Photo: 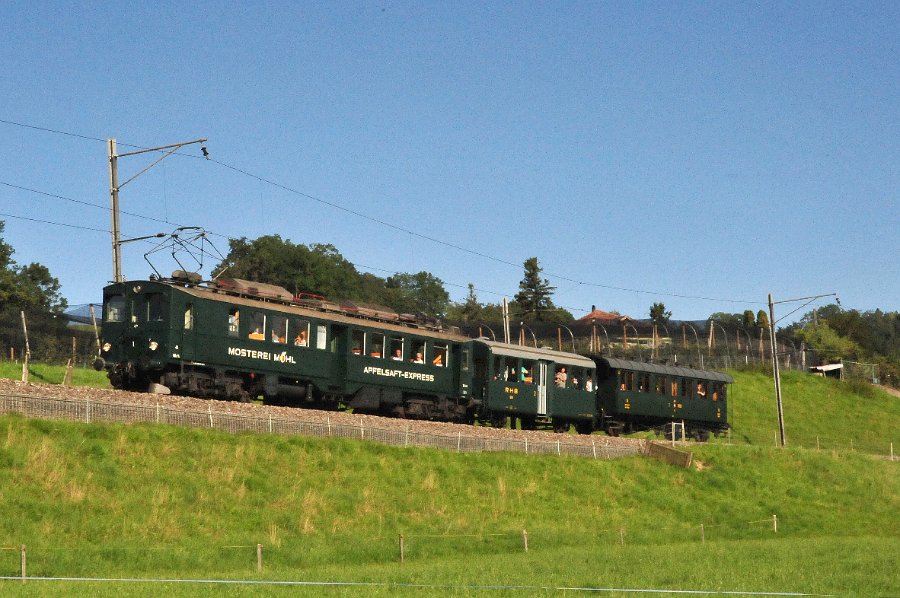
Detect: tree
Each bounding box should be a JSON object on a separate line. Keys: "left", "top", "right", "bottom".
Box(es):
{"left": 794, "top": 322, "right": 860, "bottom": 363}
{"left": 384, "top": 272, "right": 450, "bottom": 318}
{"left": 649, "top": 302, "right": 671, "bottom": 325}
{"left": 514, "top": 257, "right": 556, "bottom": 321}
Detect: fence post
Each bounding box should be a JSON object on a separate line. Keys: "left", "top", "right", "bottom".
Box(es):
{"left": 208, "top": 404, "right": 213, "bottom": 428}
{"left": 457, "top": 431, "right": 461, "bottom": 453}
{"left": 268, "top": 415, "right": 272, "bottom": 434}
{"left": 256, "top": 543, "right": 263, "bottom": 572}
{"left": 619, "top": 527, "right": 625, "bottom": 546}
{"left": 21, "top": 544, "right": 26, "bottom": 580}
{"left": 772, "top": 514, "right": 778, "bottom": 533}
{"left": 86, "top": 399, "right": 90, "bottom": 424}
{"left": 592, "top": 439, "right": 597, "bottom": 459}
{"left": 405, "top": 426, "right": 409, "bottom": 447}
{"left": 156, "top": 401, "right": 160, "bottom": 423}
{"left": 522, "top": 529, "right": 529, "bottom": 552}
{"left": 327, "top": 416, "right": 331, "bottom": 436}
{"left": 557, "top": 440, "right": 560, "bottom": 456}
{"left": 700, "top": 523, "right": 705, "bottom": 543}
{"left": 816, "top": 436, "right": 820, "bottom": 451}
{"left": 399, "top": 534, "right": 405, "bottom": 563}
{"left": 524, "top": 437, "right": 528, "bottom": 454}
{"left": 891, "top": 442, "right": 895, "bottom": 462}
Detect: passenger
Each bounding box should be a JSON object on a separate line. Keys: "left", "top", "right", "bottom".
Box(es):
{"left": 433, "top": 353, "right": 443, "bottom": 366}
{"left": 697, "top": 383, "right": 706, "bottom": 397}
{"left": 271, "top": 330, "right": 283, "bottom": 343}
{"left": 585, "top": 377, "right": 594, "bottom": 392}
{"left": 412, "top": 352, "right": 424, "bottom": 364}
{"left": 571, "top": 375, "right": 579, "bottom": 388}
{"left": 392, "top": 348, "right": 403, "bottom": 361}
{"left": 554, "top": 367, "right": 567, "bottom": 387}
{"left": 249, "top": 327, "right": 264, "bottom": 340}
{"left": 293, "top": 331, "right": 307, "bottom": 346}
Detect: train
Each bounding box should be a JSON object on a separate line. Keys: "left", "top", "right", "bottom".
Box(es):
{"left": 95, "top": 272, "right": 731, "bottom": 441}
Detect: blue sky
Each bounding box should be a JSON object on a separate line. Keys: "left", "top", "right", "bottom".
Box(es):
{"left": 1, "top": 2, "right": 897, "bottom": 325}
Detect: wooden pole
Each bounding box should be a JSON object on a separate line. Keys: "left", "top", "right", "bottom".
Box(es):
{"left": 399, "top": 534, "right": 405, "bottom": 563}
{"left": 772, "top": 514, "right": 778, "bottom": 533}
{"left": 90, "top": 304, "right": 101, "bottom": 355}
{"left": 20, "top": 311, "right": 30, "bottom": 383}
{"left": 619, "top": 527, "right": 625, "bottom": 546}
{"left": 21, "top": 544, "right": 26, "bottom": 579}
{"left": 700, "top": 524, "right": 705, "bottom": 543}
{"left": 256, "top": 543, "right": 263, "bottom": 572}
{"left": 522, "top": 529, "right": 529, "bottom": 552}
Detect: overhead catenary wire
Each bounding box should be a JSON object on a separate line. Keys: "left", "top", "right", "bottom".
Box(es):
{"left": 1, "top": 116, "right": 764, "bottom": 307}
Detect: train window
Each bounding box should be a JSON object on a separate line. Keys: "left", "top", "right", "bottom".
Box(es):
{"left": 712, "top": 383, "right": 724, "bottom": 401}
{"left": 521, "top": 360, "right": 534, "bottom": 384}
{"left": 146, "top": 293, "right": 166, "bottom": 322}
{"left": 270, "top": 316, "right": 287, "bottom": 343}
{"left": 248, "top": 313, "right": 266, "bottom": 340}
{"left": 554, "top": 366, "right": 568, "bottom": 387}
{"left": 680, "top": 379, "right": 689, "bottom": 397}
{"left": 569, "top": 367, "right": 583, "bottom": 389}
{"left": 227, "top": 308, "right": 240, "bottom": 337}
{"left": 656, "top": 376, "right": 666, "bottom": 395}
{"left": 351, "top": 330, "right": 365, "bottom": 355}
{"left": 105, "top": 295, "right": 125, "bottom": 322}
{"left": 671, "top": 379, "right": 679, "bottom": 397}
{"left": 370, "top": 333, "right": 385, "bottom": 358}
{"left": 183, "top": 304, "right": 193, "bottom": 330}
{"left": 461, "top": 347, "right": 470, "bottom": 372}
{"left": 291, "top": 319, "right": 310, "bottom": 346}
{"left": 411, "top": 340, "right": 426, "bottom": 364}
{"left": 433, "top": 344, "right": 448, "bottom": 367}
{"left": 624, "top": 371, "right": 635, "bottom": 391}
{"left": 696, "top": 382, "right": 707, "bottom": 398}
{"left": 389, "top": 337, "right": 403, "bottom": 361}
{"left": 316, "top": 325, "right": 327, "bottom": 350}
{"left": 504, "top": 357, "right": 517, "bottom": 381}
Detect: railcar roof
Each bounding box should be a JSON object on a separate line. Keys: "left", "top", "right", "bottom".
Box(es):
{"left": 113, "top": 280, "right": 470, "bottom": 342}
{"left": 476, "top": 339, "right": 595, "bottom": 369}
{"left": 599, "top": 357, "right": 733, "bottom": 383}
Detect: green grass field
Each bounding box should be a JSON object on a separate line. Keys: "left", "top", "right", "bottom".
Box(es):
{"left": 0, "top": 364, "right": 897, "bottom": 596}
{"left": 0, "top": 361, "right": 110, "bottom": 388}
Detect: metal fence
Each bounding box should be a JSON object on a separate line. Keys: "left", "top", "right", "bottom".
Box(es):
{"left": 0, "top": 392, "right": 643, "bottom": 460}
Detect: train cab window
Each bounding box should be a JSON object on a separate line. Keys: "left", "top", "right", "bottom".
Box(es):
{"left": 622, "top": 371, "right": 635, "bottom": 391}
{"left": 389, "top": 337, "right": 403, "bottom": 361}
{"left": 146, "top": 293, "right": 166, "bottom": 322}
{"left": 291, "top": 319, "right": 310, "bottom": 346}
{"left": 521, "top": 360, "right": 534, "bottom": 384}
{"left": 248, "top": 313, "right": 266, "bottom": 340}
{"left": 433, "top": 344, "right": 447, "bottom": 367}
{"left": 351, "top": 330, "right": 365, "bottom": 355}
{"left": 227, "top": 308, "right": 240, "bottom": 337}
{"left": 712, "top": 383, "right": 724, "bottom": 401}
{"left": 671, "top": 379, "right": 679, "bottom": 397}
{"left": 500, "top": 357, "right": 517, "bottom": 381}
{"left": 183, "top": 304, "right": 194, "bottom": 330}
{"left": 461, "top": 347, "right": 470, "bottom": 372}
{"left": 411, "top": 340, "right": 426, "bottom": 364}
{"left": 316, "top": 325, "right": 328, "bottom": 350}
{"left": 656, "top": 376, "right": 666, "bottom": 395}
{"left": 370, "top": 333, "right": 385, "bottom": 358}
{"left": 105, "top": 295, "right": 125, "bottom": 322}
{"left": 270, "top": 316, "right": 287, "bottom": 343}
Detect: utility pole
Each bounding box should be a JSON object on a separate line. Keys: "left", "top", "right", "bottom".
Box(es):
{"left": 108, "top": 137, "right": 207, "bottom": 283}
{"left": 768, "top": 293, "right": 786, "bottom": 447}
{"left": 767, "top": 292, "right": 838, "bottom": 448}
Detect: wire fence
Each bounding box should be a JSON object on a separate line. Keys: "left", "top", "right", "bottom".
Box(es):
{"left": 0, "top": 392, "right": 643, "bottom": 460}
{"left": 2, "top": 515, "right": 786, "bottom": 580}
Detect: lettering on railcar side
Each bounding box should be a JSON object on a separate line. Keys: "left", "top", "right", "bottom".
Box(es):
{"left": 226, "top": 347, "right": 296, "bottom": 364}
{"left": 362, "top": 366, "right": 435, "bottom": 383}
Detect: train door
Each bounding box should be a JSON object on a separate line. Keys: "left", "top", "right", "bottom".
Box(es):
{"left": 537, "top": 361, "right": 548, "bottom": 416}
{"left": 180, "top": 301, "right": 196, "bottom": 362}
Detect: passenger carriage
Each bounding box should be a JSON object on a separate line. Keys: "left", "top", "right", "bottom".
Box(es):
{"left": 472, "top": 340, "right": 597, "bottom": 433}
{"left": 591, "top": 357, "right": 731, "bottom": 441}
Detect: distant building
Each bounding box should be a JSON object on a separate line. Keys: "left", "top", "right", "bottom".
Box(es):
{"left": 809, "top": 363, "right": 843, "bottom": 380}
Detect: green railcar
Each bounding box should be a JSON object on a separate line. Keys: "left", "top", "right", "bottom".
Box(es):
{"left": 472, "top": 340, "right": 597, "bottom": 433}
{"left": 592, "top": 357, "right": 731, "bottom": 440}
{"left": 98, "top": 276, "right": 475, "bottom": 420}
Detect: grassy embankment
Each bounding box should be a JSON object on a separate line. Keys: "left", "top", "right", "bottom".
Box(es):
{"left": 0, "top": 361, "right": 110, "bottom": 389}
{"left": 0, "top": 364, "right": 897, "bottom": 596}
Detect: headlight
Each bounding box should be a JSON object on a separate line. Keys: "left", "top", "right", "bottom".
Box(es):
{"left": 149, "top": 341, "right": 159, "bottom": 351}
{"left": 102, "top": 342, "right": 112, "bottom": 353}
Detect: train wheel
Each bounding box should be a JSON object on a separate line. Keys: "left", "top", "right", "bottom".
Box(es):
{"left": 574, "top": 421, "right": 593, "bottom": 435}
{"left": 552, "top": 420, "right": 569, "bottom": 434}
{"left": 490, "top": 413, "right": 507, "bottom": 429}
{"left": 697, "top": 429, "right": 711, "bottom": 443}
